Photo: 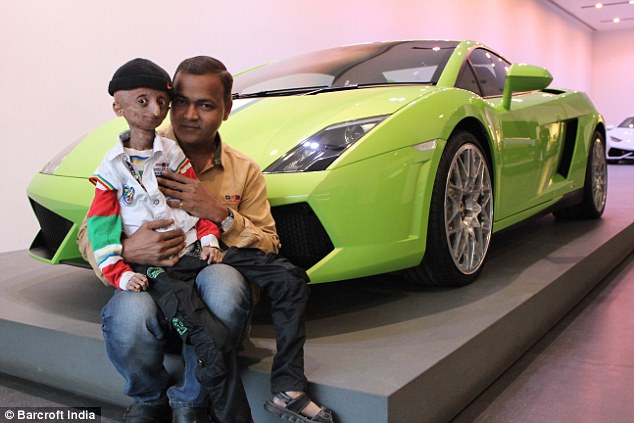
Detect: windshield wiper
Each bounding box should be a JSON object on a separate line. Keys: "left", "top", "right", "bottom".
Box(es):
{"left": 233, "top": 82, "right": 433, "bottom": 99}
{"left": 233, "top": 86, "right": 328, "bottom": 99}
{"left": 306, "top": 82, "right": 433, "bottom": 95}
{"left": 305, "top": 85, "right": 360, "bottom": 94}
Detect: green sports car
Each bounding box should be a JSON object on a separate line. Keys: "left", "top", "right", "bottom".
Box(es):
{"left": 27, "top": 40, "right": 607, "bottom": 286}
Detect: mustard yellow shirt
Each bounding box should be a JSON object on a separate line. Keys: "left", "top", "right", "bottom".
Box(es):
{"left": 184, "top": 133, "right": 280, "bottom": 253}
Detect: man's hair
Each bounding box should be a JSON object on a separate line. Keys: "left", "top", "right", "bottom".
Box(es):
{"left": 174, "top": 56, "right": 233, "bottom": 105}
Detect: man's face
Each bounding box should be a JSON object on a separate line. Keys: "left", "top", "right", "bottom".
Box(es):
{"left": 113, "top": 88, "right": 170, "bottom": 132}
{"left": 170, "top": 72, "right": 233, "bottom": 149}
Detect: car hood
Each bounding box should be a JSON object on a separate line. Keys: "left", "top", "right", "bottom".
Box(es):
{"left": 215, "top": 85, "right": 436, "bottom": 168}
{"left": 52, "top": 85, "right": 436, "bottom": 178}
{"left": 608, "top": 128, "right": 633, "bottom": 142}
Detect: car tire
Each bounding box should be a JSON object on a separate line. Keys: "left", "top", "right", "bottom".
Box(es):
{"left": 405, "top": 130, "right": 494, "bottom": 286}
{"left": 554, "top": 129, "right": 607, "bottom": 220}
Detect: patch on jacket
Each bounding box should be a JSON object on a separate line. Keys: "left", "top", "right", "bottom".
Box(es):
{"left": 122, "top": 185, "right": 135, "bottom": 206}
{"left": 172, "top": 317, "right": 188, "bottom": 335}
{"left": 154, "top": 162, "right": 169, "bottom": 176}
{"left": 146, "top": 267, "right": 165, "bottom": 278}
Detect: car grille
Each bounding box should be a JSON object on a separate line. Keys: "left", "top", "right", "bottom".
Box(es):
{"left": 29, "top": 198, "right": 73, "bottom": 260}
{"left": 271, "top": 202, "right": 334, "bottom": 271}
{"left": 28, "top": 197, "right": 333, "bottom": 271}
{"left": 556, "top": 118, "right": 578, "bottom": 178}
{"left": 607, "top": 147, "right": 630, "bottom": 157}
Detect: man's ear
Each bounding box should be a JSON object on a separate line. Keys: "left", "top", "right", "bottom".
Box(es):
{"left": 223, "top": 98, "right": 233, "bottom": 121}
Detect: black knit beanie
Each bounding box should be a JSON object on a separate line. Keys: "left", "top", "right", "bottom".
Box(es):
{"left": 108, "top": 58, "right": 172, "bottom": 96}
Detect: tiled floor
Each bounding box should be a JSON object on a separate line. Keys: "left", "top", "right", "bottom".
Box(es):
{"left": 1, "top": 252, "right": 632, "bottom": 423}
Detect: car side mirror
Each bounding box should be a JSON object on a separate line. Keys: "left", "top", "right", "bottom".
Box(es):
{"left": 502, "top": 64, "right": 553, "bottom": 110}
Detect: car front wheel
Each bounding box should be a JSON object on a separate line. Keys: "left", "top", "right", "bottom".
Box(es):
{"left": 405, "top": 130, "right": 494, "bottom": 286}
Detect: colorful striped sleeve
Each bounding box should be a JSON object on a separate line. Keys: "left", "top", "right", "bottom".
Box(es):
{"left": 86, "top": 179, "right": 133, "bottom": 290}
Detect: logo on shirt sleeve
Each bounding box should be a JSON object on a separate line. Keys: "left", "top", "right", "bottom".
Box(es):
{"left": 224, "top": 194, "right": 241, "bottom": 203}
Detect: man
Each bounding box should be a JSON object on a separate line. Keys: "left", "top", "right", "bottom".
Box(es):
{"left": 79, "top": 56, "right": 332, "bottom": 423}
{"left": 85, "top": 57, "right": 247, "bottom": 423}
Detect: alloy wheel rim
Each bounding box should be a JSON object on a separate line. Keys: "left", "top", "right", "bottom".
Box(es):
{"left": 591, "top": 138, "right": 608, "bottom": 211}
{"left": 444, "top": 143, "right": 494, "bottom": 274}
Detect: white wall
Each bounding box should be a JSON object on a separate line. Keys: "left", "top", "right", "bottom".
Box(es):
{"left": 0, "top": 0, "right": 598, "bottom": 253}
{"left": 591, "top": 29, "right": 634, "bottom": 125}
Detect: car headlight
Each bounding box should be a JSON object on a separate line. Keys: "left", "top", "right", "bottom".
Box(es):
{"left": 610, "top": 136, "right": 622, "bottom": 143}
{"left": 40, "top": 136, "right": 85, "bottom": 174}
{"left": 264, "top": 115, "right": 388, "bottom": 173}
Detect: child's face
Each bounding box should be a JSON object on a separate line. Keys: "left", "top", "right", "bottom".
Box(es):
{"left": 113, "top": 88, "right": 170, "bottom": 133}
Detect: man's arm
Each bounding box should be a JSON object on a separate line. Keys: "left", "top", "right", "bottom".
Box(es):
{"left": 78, "top": 217, "right": 112, "bottom": 286}
{"left": 221, "top": 167, "right": 280, "bottom": 253}
{"left": 121, "top": 221, "right": 186, "bottom": 265}
{"left": 78, "top": 217, "right": 186, "bottom": 284}
{"left": 158, "top": 168, "right": 280, "bottom": 253}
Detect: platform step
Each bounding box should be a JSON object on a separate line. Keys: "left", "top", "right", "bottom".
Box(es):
{"left": 2, "top": 165, "right": 633, "bottom": 422}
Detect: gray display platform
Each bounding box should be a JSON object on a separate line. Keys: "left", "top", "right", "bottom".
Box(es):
{"left": 1, "top": 166, "right": 633, "bottom": 422}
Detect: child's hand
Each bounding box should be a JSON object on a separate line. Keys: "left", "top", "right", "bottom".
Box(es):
{"left": 201, "top": 246, "right": 223, "bottom": 264}
{"left": 128, "top": 273, "right": 148, "bottom": 292}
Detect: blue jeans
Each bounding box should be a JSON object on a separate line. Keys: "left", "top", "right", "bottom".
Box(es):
{"left": 101, "top": 263, "right": 251, "bottom": 408}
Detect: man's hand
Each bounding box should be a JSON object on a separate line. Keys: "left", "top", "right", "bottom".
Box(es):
{"left": 158, "top": 170, "right": 229, "bottom": 223}
{"left": 121, "top": 219, "right": 186, "bottom": 266}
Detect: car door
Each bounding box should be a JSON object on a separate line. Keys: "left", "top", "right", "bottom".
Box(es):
{"left": 457, "top": 48, "right": 567, "bottom": 221}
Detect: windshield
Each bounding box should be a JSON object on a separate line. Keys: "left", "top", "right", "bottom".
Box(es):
{"left": 618, "top": 117, "right": 634, "bottom": 128}
{"left": 233, "top": 40, "right": 458, "bottom": 97}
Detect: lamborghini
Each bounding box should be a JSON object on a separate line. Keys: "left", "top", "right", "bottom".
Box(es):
{"left": 27, "top": 40, "right": 607, "bottom": 286}
{"left": 606, "top": 116, "right": 634, "bottom": 163}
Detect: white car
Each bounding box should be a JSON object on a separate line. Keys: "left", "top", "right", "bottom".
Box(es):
{"left": 607, "top": 116, "right": 634, "bottom": 163}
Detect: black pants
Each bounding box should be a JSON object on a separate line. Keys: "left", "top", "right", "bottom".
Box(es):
{"left": 135, "top": 256, "right": 252, "bottom": 423}
{"left": 138, "top": 247, "right": 310, "bottom": 420}
{"left": 223, "top": 247, "right": 309, "bottom": 394}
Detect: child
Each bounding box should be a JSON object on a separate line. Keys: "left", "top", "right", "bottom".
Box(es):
{"left": 87, "top": 58, "right": 222, "bottom": 292}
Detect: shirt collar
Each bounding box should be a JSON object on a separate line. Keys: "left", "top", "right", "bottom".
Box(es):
{"left": 193, "top": 134, "right": 224, "bottom": 176}
{"left": 213, "top": 134, "right": 223, "bottom": 167}
{"left": 105, "top": 130, "right": 164, "bottom": 161}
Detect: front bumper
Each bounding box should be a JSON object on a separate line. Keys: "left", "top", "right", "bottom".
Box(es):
{"left": 27, "top": 173, "right": 94, "bottom": 266}
{"left": 607, "top": 145, "right": 634, "bottom": 161}
{"left": 28, "top": 142, "right": 438, "bottom": 283}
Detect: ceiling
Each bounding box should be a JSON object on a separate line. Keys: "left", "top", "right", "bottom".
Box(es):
{"left": 547, "top": 0, "right": 634, "bottom": 31}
